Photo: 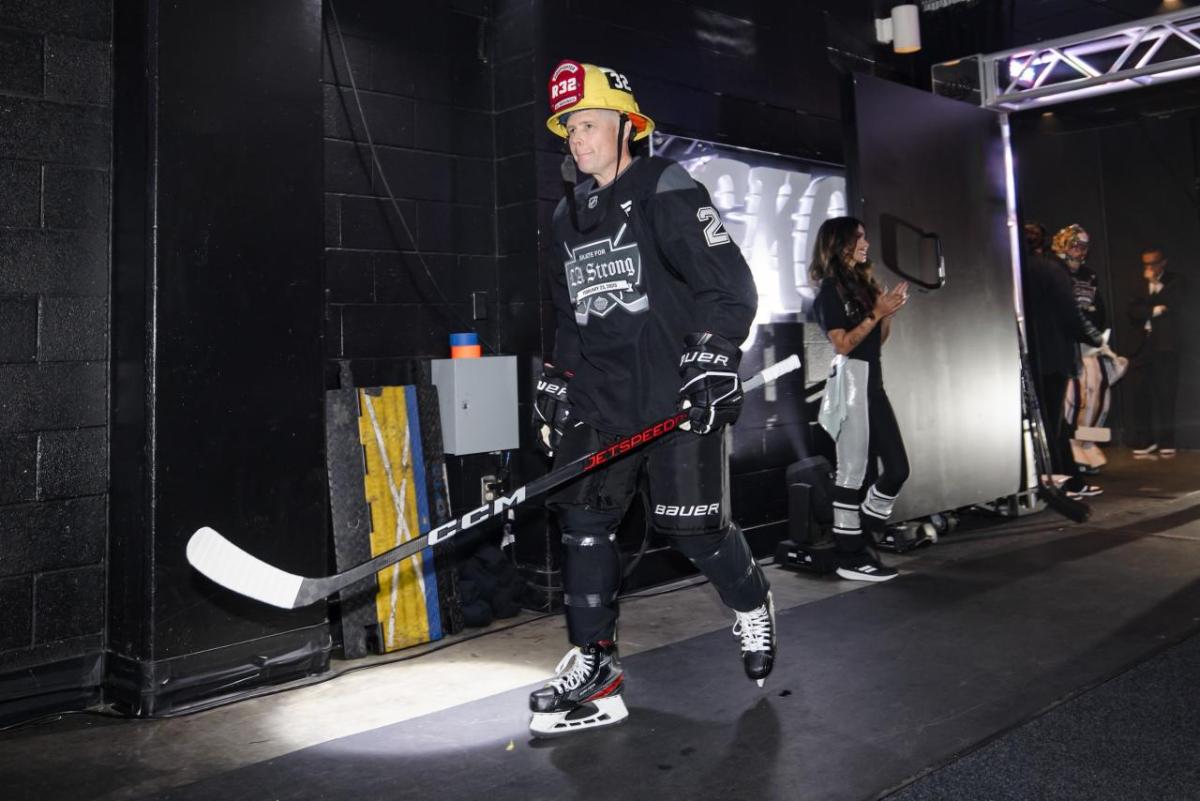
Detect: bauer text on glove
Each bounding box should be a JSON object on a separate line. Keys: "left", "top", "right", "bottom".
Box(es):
{"left": 677, "top": 332, "right": 743, "bottom": 435}
{"left": 533, "top": 365, "right": 574, "bottom": 457}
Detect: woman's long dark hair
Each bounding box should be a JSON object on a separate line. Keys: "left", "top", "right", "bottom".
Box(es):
{"left": 808, "top": 216, "right": 880, "bottom": 319}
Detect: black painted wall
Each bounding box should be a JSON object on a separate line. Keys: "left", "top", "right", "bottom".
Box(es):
{"left": 1014, "top": 110, "right": 1200, "bottom": 448}
{"left": 105, "top": 0, "right": 330, "bottom": 716}
{"left": 0, "top": 2, "right": 112, "bottom": 720}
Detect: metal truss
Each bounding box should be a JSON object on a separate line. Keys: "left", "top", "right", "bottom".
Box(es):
{"left": 933, "top": 6, "right": 1200, "bottom": 111}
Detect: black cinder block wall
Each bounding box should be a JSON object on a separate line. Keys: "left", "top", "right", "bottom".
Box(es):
{"left": 0, "top": 2, "right": 113, "bottom": 722}
{"left": 322, "top": 0, "right": 533, "bottom": 520}
{"left": 323, "top": 0, "right": 501, "bottom": 371}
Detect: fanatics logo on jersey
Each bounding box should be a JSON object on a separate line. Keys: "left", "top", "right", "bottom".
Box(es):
{"left": 563, "top": 222, "right": 648, "bottom": 325}
{"left": 620, "top": 200, "right": 632, "bottom": 217}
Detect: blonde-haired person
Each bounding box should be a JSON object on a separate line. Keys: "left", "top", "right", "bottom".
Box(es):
{"left": 811, "top": 217, "right": 909, "bottom": 582}
{"left": 1052, "top": 224, "right": 1117, "bottom": 475}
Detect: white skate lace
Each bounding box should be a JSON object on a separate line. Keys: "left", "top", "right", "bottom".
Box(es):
{"left": 732, "top": 606, "right": 771, "bottom": 652}
{"left": 547, "top": 647, "right": 596, "bottom": 692}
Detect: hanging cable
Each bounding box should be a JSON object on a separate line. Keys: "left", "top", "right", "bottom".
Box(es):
{"left": 325, "top": 0, "right": 498, "bottom": 354}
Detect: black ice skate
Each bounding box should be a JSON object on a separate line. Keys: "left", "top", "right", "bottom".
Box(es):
{"left": 529, "top": 643, "right": 627, "bottom": 738}
{"left": 732, "top": 592, "right": 776, "bottom": 687}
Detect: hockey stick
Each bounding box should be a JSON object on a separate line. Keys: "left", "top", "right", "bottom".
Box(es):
{"left": 1015, "top": 322, "right": 1090, "bottom": 523}
{"left": 187, "top": 354, "right": 801, "bottom": 609}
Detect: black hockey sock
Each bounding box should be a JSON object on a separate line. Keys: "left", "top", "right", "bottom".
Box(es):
{"left": 832, "top": 485, "right": 866, "bottom": 553}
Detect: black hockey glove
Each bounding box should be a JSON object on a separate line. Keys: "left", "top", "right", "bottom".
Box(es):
{"left": 677, "top": 332, "right": 743, "bottom": 435}
{"left": 533, "top": 364, "right": 575, "bottom": 458}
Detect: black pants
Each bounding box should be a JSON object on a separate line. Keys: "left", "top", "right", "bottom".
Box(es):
{"left": 1130, "top": 352, "right": 1180, "bottom": 449}
{"left": 1035, "top": 371, "right": 1081, "bottom": 488}
{"left": 547, "top": 422, "right": 769, "bottom": 647}
{"left": 830, "top": 360, "right": 910, "bottom": 551}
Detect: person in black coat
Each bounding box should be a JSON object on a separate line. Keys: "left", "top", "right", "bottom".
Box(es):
{"left": 1022, "top": 238, "right": 1107, "bottom": 495}
{"left": 1128, "top": 248, "right": 1186, "bottom": 456}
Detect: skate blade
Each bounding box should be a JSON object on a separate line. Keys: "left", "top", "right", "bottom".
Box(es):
{"left": 529, "top": 696, "right": 628, "bottom": 738}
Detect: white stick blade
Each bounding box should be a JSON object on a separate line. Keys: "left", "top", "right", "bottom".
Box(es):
{"left": 187, "top": 526, "right": 305, "bottom": 609}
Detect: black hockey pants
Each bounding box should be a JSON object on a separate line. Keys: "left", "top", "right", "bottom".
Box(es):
{"left": 547, "top": 421, "right": 769, "bottom": 647}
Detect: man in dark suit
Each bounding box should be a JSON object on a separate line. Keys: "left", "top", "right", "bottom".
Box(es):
{"left": 1129, "top": 248, "right": 1185, "bottom": 457}
{"left": 1023, "top": 240, "right": 1107, "bottom": 496}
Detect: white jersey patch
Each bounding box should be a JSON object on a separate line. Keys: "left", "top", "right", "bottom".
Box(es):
{"left": 564, "top": 234, "right": 648, "bottom": 325}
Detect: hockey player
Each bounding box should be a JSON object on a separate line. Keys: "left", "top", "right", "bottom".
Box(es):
{"left": 812, "top": 218, "right": 909, "bottom": 582}
{"left": 1023, "top": 227, "right": 1107, "bottom": 498}
{"left": 1053, "top": 225, "right": 1118, "bottom": 474}
{"left": 528, "top": 60, "right": 775, "bottom": 737}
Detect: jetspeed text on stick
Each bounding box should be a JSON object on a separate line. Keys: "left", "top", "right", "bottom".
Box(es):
{"left": 584, "top": 413, "right": 688, "bottom": 471}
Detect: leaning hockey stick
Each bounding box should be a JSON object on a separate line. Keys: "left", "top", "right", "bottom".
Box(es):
{"left": 187, "top": 354, "right": 801, "bottom": 609}
{"left": 1015, "top": 322, "right": 1090, "bottom": 523}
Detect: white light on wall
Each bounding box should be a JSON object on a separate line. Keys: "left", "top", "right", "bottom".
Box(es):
{"left": 876, "top": 4, "right": 921, "bottom": 54}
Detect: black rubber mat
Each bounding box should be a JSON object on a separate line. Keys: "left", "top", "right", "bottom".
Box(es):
{"left": 131, "top": 521, "right": 1200, "bottom": 801}
{"left": 886, "top": 630, "right": 1200, "bottom": 801}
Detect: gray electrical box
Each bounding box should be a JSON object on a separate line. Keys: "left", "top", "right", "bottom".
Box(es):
{"left": 429, "top": 356, "right": 519, "bottom": 455}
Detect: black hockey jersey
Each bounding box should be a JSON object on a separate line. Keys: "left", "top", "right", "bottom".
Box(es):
{"left": 1068, "top": 264, "right": 1106, "bottom": 331}
{"left": 550, "top": 156, "right": 757, "bottom": 435}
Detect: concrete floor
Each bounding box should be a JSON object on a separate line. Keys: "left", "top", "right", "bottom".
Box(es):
{"left": 3, "top": 449, "right": 1198, "bottom": 801}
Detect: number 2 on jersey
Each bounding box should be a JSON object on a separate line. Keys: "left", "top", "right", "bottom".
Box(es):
{"left": 697, "top": 206, "right": 731, "bottom": 247}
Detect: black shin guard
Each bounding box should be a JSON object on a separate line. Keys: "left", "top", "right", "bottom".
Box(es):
{"left": 558, "top": 508, "right": 623, "bottom": 646}
{"left": 671, "top": 524, "right": 768, "bottom": 613}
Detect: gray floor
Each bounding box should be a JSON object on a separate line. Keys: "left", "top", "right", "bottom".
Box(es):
{"left": 887, "top": 631, "right": 1200, "bottom": 801}
{"left": 3, "top": 449, "right": 1198, "bottom": 801}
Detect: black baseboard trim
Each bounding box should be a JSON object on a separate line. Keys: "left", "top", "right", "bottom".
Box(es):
{"left": 0, "top": 652, "right": 104, "bottom": 727}
{"left": 105, "top": 623, "right": 332, "bottom": 717}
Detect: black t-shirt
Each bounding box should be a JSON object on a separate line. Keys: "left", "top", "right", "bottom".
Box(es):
{"left": 812, "top": 277, "right": 881, "bottom": 362}
{"left": 550, "top": 156, "right": 758, "bottom": 435}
